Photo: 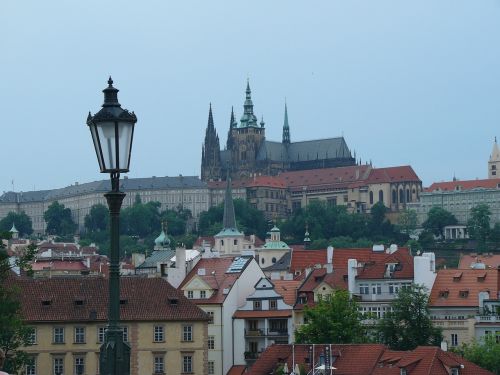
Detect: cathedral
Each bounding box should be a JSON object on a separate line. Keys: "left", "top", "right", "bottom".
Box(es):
{"left": 201, "top": 81, "right": 356, "bottom": 181}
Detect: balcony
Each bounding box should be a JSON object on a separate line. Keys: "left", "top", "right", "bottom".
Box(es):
{"left": 245, "top": 329, "right": 264, "bottom": 337}
{"left": 245, "top": 329, "right": 288, "bottom": 337}
{"left": 476, "top": 316, "right": 500, "bottom": 323}
{"left": 267, "top": 329, "right": 288, "bottom": 337}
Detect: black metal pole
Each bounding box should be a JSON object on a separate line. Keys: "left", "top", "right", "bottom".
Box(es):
{"left": 99, "top": 173, "right": 130, "bottom": 375}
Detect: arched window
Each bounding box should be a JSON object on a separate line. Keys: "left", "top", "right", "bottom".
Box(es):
{"left": 272, "top": 257, "right": 277, "bottom": 264}
{"left": 379, "top": 190, "right": 384, "bottom": 203}
{"left": 399, "top": 189, "right": 405, "bottom": 203}
{"left": 221, "top": 240, "right": 224, "bottom": 246}
{"left": 261, "top": 258, "right": 265, "bottom": 265}
{"left": 392, "top": 190, "right": 397, "bottom": 204}
{"left": 406, "top": 189, "right": 410, "bottom": 202}
{"left": 369, "top": 191, "right": 374, "bottom": 205}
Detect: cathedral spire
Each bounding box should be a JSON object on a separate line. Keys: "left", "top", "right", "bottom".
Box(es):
{"left": 240, "top": 79, "right": 258, "bottom": 127}
{"left": 282, "top": 102, "right": 291, "bottom": 144}
{"left": 208, "top": 103, "right": 215, "bottom": 130}
{"left": 222, "top": 173, "right": 238, "bottom": 230}
{"left": 230, "top": 106, "right": 237, "bottom": 128}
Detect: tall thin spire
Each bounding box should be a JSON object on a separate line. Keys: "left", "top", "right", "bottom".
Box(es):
{"left": 222, "top": 174, "right": 238, "bottom": 230}
{"left": 240, "top": 79, "right": 258, "bottom": 127}
{"left": 282, "top": 102, "right": 291, "bottom": 144}
{"left": 208, "top": 103, "right": 214, "bottom": 130}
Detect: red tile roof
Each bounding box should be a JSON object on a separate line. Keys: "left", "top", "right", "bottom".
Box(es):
{"left": 271, "top": 279, "right": 302, "bottom": 306}
{"left": 366, "top": 166, "right": 421, "bottom": 184}
{"left": 458, "top": 254, "right": 500, "bottom": 269}
{"left": 31, "top": 260, "right": 87, "bottom": 271}
{"left": 356, "top": 248, "right": 413, "bottom": 280}
{"left": 426, "top": 178, "right": 500, "bottom": 192}
{"left": 227, "top": 365, "right": 247, "bottom": 375}
{"left": 179, "top": 257, "right": 251, "bottom": 305}
{"left": 233, "top": 310, "right": 292, "bottom": 319}
{"left": 12, "top": 276, "right": 208, "bottom": 323}
{"left": 290, "top": 249, "right": 327, "bottom": 273}
{"left": 249, "top": 344, "right": 494, "bottom": 375}
{"left": 429, "top": 268, "right": 500, "bottom": 308}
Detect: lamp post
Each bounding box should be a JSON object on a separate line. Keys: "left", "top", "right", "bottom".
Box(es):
{"left": 87, "top": 77, "right": 137, "bottom": 375}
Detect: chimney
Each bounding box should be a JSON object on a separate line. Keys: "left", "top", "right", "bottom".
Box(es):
{"left": 327, "top": 246, "right": 334, "bottom": 264}
{"left": 347, "top": 259, "right": 358, "bottom": 295}
{"left": 440, "top": 341, "right": 448, "bottom": 352}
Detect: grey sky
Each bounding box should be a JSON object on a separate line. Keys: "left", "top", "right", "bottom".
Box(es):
{"left": 1, "top": 0, "right": 499, "bottom": 193}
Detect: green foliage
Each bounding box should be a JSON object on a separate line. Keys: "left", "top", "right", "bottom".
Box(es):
{"left": 120, "top": 201, "right": 161, "bottom": 238}
{"left": 84, "top": 204, "right": 109, "bottom": 233}
{"left": 397, "top": 209, "right": 418, "bottom": 236}
{"left": 160, "top": 208, "right": 192, "bottom": 236}
{"left": 490, "top": 223, "right": 500, "bottom": 244}
{"left": 44, "top": 201, "right": 77, "bottom": 236}
{"left": 295, "top": 290, "right": 365, "bottom": 344}
{"left": 198, "top": 199, "right": 267, "bottom": 239}
{"left": 417, "top": 229, "right": 435, "bottom": 249}
{"left": 0, "top": 233, "right": 36, "bottom": 373}
{"left": 0, "top": 211, "right": 33, "bottom": 237}
{"left": 454, "top": 335, "right": 500, "bottom": 375}
{"left": 467, "top": 204, "right": 491, "bottom": 249}
{"left": 422, "top": 206, "right": 457, "bottom": 238}
{"left": 376, "top": 284, "right": 442, "bottom": 350}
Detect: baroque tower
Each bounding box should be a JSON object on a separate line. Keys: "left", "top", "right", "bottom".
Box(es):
{"left": 201, "top": 104, "right": 222, "bottom": 181}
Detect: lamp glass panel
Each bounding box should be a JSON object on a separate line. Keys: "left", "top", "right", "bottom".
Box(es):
{"left": 117, "top": 122, "right": 133, "bottom": 170}
{"left": 89, "top": 124, "right": 104, "bottom": 171}
{"left": 96, "top": 121, "right": 117, "bottom": 170}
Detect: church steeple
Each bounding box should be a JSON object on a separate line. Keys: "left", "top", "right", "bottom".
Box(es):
{"left": 489, "top": 136, "right": 500, "bottom": 179}
{"left": 240, "top": 79, "right": 258, "bottom": 127}
{"left": 201, "top": 103, "right": 222, "bottom": 181}
{"left": 282, "top": 102, "right": 291, "bottom": 144}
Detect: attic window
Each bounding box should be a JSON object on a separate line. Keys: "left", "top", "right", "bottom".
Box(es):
{"left": 453, "top": 272, "right": 463, "bottom": 281}
{"left": 477, "top": 272, "right": 487, "bottom": 281}
{"left": 168, "top": 297, "right": 178, "bottom": 305}
{"left": 41, "top": 299, "right": 52, "bottom": 306}
{"left": 439, "top": 290, "right": 449, "bottom": 298}
{"left": 459, "top": 290, "right": 469, "bottom": 298}
{"left": 120, "top": 299, "right": 128, "bottom": 305}
{"left": 74, "top": 299, "right": 85, "bottom": 306}
{"left": 315, "top": 276, "right": 324, "bottom": 282}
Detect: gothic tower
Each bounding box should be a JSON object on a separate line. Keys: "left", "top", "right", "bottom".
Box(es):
{"left": 227, "top": 80, "right": 266, "bottom": 179}
{"left": 489, "top": 137, "right": 500, "bottom": 179}
{"left": 282, "top": 102, "right": 291, "bottom": 144}
{"left": 201, "top": 104, "right": 222, "bottom": 181}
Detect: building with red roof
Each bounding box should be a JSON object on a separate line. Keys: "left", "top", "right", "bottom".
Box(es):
{"left": 179, "top": 256, "right": 265, "bottom": 375}
{"left": 12, "top": 275, "right": 208, "bottom": 375}
{"left": 242, "top": 343, "right": 493, "bottom": 375}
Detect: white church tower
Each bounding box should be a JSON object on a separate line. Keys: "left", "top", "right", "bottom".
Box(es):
{"left": 489, "top": 137, "right": 500, "bottom": 179}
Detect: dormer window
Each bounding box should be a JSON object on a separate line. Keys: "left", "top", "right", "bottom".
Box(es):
{"left": 253, "top": 301, "right": 262, "bottom": 310}
{"left": 400, "top": 369, "right": 407, "bottom": 375}
{"left": 459, "top": 290, "right": 469, "bottom": 298}
{"left": 451, "top": 368, "right": 459, "bottom": 375}
{"left": 453, "top": 272, "right": 463, "bottom": 281}
{"left": 439, "top": 290, "right": 449, "bottom": 298}
{"left": 269, "top": 300, "right": 277, "bottom": 310}
{"left": 200, "top": 290, "right": 206, "bottom": 299}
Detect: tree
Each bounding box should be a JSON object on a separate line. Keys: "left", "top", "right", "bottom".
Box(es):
{"left": 295, "top": 289, "right": 365, "bottom": 344}
{"left": 398, "top": 209, "right": 418, "bottom": 237}
{"left": 0, "top": 232, "right": 36, "bottom": 373}
{"left": 120, "top": 201, "right": 161, "bottom": 238}
{"left": 455, "top": 335, "right": 500, "bottom": 375}
{"left": 489, "top": 223, "right": 500, "bottom": 244}
{"left": 84, "top": 204, "right": 109, "bottom": 233}
{"left": 44, "top": 201, "right": 77, "bottom": 236}
{"left": 422, "top": 206, "right": 457, "bottom": 238}
{"left": 376, "top": 284, "right": 442, "bottom": 350}
{"left": 0, "top": 212, "right": 33, "bottom": 237}
{"left": 468, "top": 204, "right": 491, "bottom": 249}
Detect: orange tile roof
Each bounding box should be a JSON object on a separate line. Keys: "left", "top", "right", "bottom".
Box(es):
{"left": 227, "top": 365, "right": 247, "bottom": 375}
{"left": 249, "top": 344, "right": 494, "bottom": 375}
{"left": 458, "top": 254, "right": 500, "bottom": 269}
{"left": 12, "top": 276, "right": 208, "bottom": 323}
{"left": 290, "top": 249, "right": 327, "bottom": 273}
{"left": 429, "top": 269, "right": 500, "bottom": 308}
{"left": 179, "top": 257, "right": 250, "bottom": 304}
{"left": 366, "top": 166, "right": 421, "bottom": 184}
{"left": 271, "top": 279, "right": 302, "bottom": 306}
{"left": 233, "top": 310, "right": 292, "bottom": 319}
{"left": 31, "top": 260, "right": 87, "bottom": 271}
{"left": 426, "top": 178, "right": 500, "bottom": 192}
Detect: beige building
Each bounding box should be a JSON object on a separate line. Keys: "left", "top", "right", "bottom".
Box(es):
{"left": 14, "top": 276, "right": 208, "bottom": 375}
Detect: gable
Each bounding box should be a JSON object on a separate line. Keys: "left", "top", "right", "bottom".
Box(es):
{"left": 182, "top": 275, "right": 212, "bottom": 291}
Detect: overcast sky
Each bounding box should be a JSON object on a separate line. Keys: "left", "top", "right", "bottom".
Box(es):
{"left": 1, "top": 0, "right": 500, "bottom": 193}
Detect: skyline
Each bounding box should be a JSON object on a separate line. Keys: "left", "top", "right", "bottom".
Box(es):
{"left": 2, "top": 1, "right": 500, "bottom": 193}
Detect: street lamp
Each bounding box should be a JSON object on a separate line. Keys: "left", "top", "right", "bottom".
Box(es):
{"left": 87, "top": 77, "right": 137, "bottom": 375}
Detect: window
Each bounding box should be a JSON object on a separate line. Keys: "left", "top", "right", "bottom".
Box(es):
{"left": 154, "top": 326, "right": 164, "bottom": 342}
{"left": 182, "top": 355, "right": 193, "bottom": 373}
{"left": 187, "top": 290, "right": 194, "bottom": 299}
{"left": 389, "top": 283, "right": 399, "bottom": 295}
{"left": 28, "top": 327, "right": 37, "bottom": 345}
{"left": 459, "top": 290, "right": 469, "bottom": 298}
{"left": 372, "top": 284, "right": 382, "bottom": 295}
{"left": 269, "top": 300, "right": 278, "bottom": 310}
{"left": 451, "top": 333, "right": 458, "bottom": 347}
{"left": 234, "top": 239, "right": 238, "bottom": 245}
{"left": 26, "top": 357, "right": 36, "bottom": 375}
{"left": 97, "top": 327, "right": 106, "bottom": 344}
{"left": 53, "top": 357, "right": 64, "bottom": 375}
{"left": 359, "top": 284, "right": 369, "bottom": 295}
{"left": 369, "top": 191, "right": 374, "bottom": 204}
{"left": 272, "top": 257, "right": 277, "bottom": 264}
{"left": 392, "top": 190, "right": 397, "bottom": 204}
{"left": 207, "top": 311, "right": 214, "bottom": 324}
{"left": 154, "top": 355, "right": 164, "bottom": 374}
{"left": 208, "top": 361, "right": 215, "bottom": 375}
{"left": 208, "top": 335, "right": 215, "bottom": 350}
{"left": 183, "top": 325, "right": 193, "bottom": 341}
{"left": 74, "top": 327, "right": 85, "bottom": 344}
{"left": 451, "top": 369, "right": 459, "bottom": 375}
{"left": 200, "top": 290, "right": 206, "bottom": 299}
{"left": 74, "top": 356, "right": 85, "bottom": 375}
{"left": 253, "top": 301, "right": 262, "bottom": 310}
{"left": 399, "top": 189, "right": 405, "bottom": 203}
{"left": 53, "top": 327, "right": 65, "bottom": 344}
{"left": 378, "top": 190, "right": 384, "bottom": 203}
{"left": 220, "top": 239, "right": 224, "bottom": 246}
{"left": 122, "top": 326, "right": 129, "bottom": 342}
